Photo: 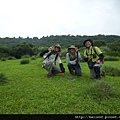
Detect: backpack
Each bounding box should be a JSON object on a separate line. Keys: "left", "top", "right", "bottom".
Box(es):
{"left": 86, "top": 47, "right": 104, "bottom": 64}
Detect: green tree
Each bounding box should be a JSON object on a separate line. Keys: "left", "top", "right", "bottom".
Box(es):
{"left": 93, "top": 40, "right": 106, "bottom": 47}
{"left": 12, "top": 43, "right": 34, "bottom": 59}
{"left": 108, "top": 40, "right": 120, "bottom": 52}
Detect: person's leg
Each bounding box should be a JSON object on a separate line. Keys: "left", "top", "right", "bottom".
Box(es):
{"left": 52, "top": 64, "right": 61, "bottom": 74}
{"left": 67, "top": 63, "right": 74, "bottom": 75}
{"left": 74, "top": 64, "right": 82, "bottom": 76}
{"left": 44, "top": 61, "right": 54, "bottom": 76}
{"left": 90, "top": 68, "right": 96, "bottom": 79}
{"left": 93, "top": 63, "right": 102, "bottom": 79}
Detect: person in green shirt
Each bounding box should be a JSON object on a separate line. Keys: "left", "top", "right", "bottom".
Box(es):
{"left": 83, "top": 39, "right": 104, "bottom": 80}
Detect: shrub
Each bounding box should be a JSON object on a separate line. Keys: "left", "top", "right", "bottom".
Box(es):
{"left": 7, "top": 56, "right": 16, "bottom": 60}
{"left": 1, "top": 58, "right": 6, "bottom": 61}
{"left": 21, "top": 55, "right": 30, "bottom": 59}
{"left": 0, "top": 73, "right": 8, "bottom": 83}
{"left": 85, "top": 81, "right": 117, "bottom": 101}
{"left": 100, "top": 46, "right": 110, "bottom": 54}
{"left": 61, "top": 50, "right": 67, "bottom": 58}
{"left": 20, "top": 59, "right": 30, "bottom": 64}
{"left": 31, "top": 56, "right": 36, "bottom": 60}
{"left": 107, "top": 51, "right": 120, "bottom": 57}
{"left": 103, "top": 65, "right": 120, "bottom": 76}
{"left": 104, "top": 56, "right": 119, "bottom": 61}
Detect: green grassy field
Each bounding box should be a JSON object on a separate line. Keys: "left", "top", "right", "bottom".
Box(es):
{"left": 0, "top": 58, "right": 120, "bottom": 114}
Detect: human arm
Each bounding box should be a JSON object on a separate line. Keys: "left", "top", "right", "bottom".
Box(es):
{"left": 39, "top": 46, "right": 55, "bottom": 57}
{"left": 96, "top": 53, "right": 104, "bottom": 63}
{"left": 40, "top": 50, "right": 49, "bottom": 57}
{"left": 56, "top": 56, "right": 65, "bottom": 75}
{"left": 94, "top": 47, "right": 104, "bottom": 63}
{"left": 83, "top": 50, "right": 88, "bottom": 62}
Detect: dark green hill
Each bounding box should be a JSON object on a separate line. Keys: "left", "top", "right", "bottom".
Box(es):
{"left": 0, "top": 34, "right": 120, "bottom": 47}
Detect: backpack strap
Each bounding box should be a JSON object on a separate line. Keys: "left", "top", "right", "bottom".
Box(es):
{"left": 76, "top": 52, "right": 78, "bottom": 65}
{"left": 85, "top": 46, "right": 98, "bottom": 56}
{"left": 86, "top": 47, "right": 94, "bottom": 56}
{"left": 44, "top": 52, "right": 52, "bottom": 60}
{"left": 54, "top": 53, "right": 58, "bottom": 65}
{"left": 93, "top": 46, "right": 98, "bottom": 56}
{"left": 86, "top": 49, "right": 88, "bottom": 56}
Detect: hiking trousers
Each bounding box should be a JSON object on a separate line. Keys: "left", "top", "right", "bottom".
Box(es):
{"left": 90, "top": 62, "right": 102, "bottom": 78}
{"left": 67, "top": 63, "right": 82, "bottom": 76}
{"left": 44, "top": 61, "right": 61, "bottom": 75}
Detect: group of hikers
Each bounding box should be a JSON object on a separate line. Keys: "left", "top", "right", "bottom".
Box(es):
{"left": 40, "top": 39, "right": 105, "bottom": 80}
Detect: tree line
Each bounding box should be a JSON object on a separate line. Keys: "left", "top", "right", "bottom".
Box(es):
{"left": 0, "top": 34, "right": 120, "bottom": 47}
{"left": 0, "top": 34, "right": 120, "bottom": 59}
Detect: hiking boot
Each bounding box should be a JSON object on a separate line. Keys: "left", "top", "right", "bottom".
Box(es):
{"left": 95, "top": 76, "right": 101, "bottom": 80}
{"left": 47, "top": 74, "right": 52, "bottom": 78}
{"left": 70, "top": 70, "right": 75, "bottom": 75}
{"left": 101, "top": 70, "right": 105, "bottom": 77}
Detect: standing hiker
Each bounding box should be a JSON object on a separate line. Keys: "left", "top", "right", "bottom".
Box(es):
{"left": 40, "top": 44, "right": 65, "bottom": 78}
{"left": 83, "top": 39, "right": 104, "bottom": 80}
{"left": 66, "top": 45, "right": 82, "bottom": 77}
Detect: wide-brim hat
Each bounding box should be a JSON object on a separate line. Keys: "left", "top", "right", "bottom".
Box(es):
{"left": 68, "top": 45, "right": 76, "bottom": 50}
{"left": 55, "top": 44, "right": 61, "bottom": 49}
{"left": 55, "top": 44, "right": 61, "bottom": 51}
{"left": 83, "top": 39, "right": 93, "bottom": 46}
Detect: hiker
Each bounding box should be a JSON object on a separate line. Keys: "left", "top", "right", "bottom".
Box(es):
{"left": 66, "top": 45, "right": 82, "bottom": 76}
{"left": 83, "top": 39, "right": 104, "bottom": 79}
{"left": 40, "top": 44, "right": 65, "bottom": 78}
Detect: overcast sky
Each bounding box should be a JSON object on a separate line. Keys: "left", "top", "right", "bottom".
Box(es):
{"left": 0, "top": 0, "right": 120, "bottom": 38}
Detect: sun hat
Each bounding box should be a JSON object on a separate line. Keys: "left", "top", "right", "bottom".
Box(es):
{"left": 83, "top": 39, "right": 93, "bottom": 46}
{"left": 68, "top": 45, "right": 76, "bottom": 50}
{"left": 55, "top": 44, "right": 61, "bottom": 52}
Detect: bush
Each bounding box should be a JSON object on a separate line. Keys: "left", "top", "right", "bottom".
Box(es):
{"left": 104, "top": 56, "right": 119, "bottom": 61}
{"left": 20, "top": 59, "right": 30, "bottom": 64}
{"left": 21, "top": 55, "right": 30, "bottom": 59}
{"left": 7, "top": 56, "right": 16, "bottom": 60}
{"left": 1, "top": 58, "right": 6, "bottom": 61}
{"left": 31, "top": 56, "right": 36, "bottom": 60}
{"left": 61, "top": 49, "right": 67, "bottom": 58}
{"left": 103, "top": 65, "right": 120, "bottom": 76}
{"left": 85, "top": 81, "right": 117, "bottom": 101}
{"left": 107, "top": 51, "right": 120, "bottom": 57}
{"left": 0, "top": 73, "right": 8, "bottom": 83}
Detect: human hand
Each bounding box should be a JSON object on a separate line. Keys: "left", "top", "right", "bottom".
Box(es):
{"left": 96, "top": 60, "right": 100, "bottom": 64}
{"left": 75, "top": 58, "right": 78, "bottom": 61}
{"left": 83, "top": 55, "right": 88, "bottom": 58}
{"left": 61, "top": 73, "right": 65, "bottom": 76}
{"left": 48, "top": 46, "right": 54, "bottom": 51}
{"left": 75, "top": 47, "right": 79, "bottom": 52}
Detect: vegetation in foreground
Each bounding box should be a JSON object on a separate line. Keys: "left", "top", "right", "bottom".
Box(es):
{"left": 0, "top": 58, "right": 120, "bottom": 114}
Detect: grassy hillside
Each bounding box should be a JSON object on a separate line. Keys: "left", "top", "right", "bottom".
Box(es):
{"left": 0, "top": 58, "right": 120, "bottom": 114}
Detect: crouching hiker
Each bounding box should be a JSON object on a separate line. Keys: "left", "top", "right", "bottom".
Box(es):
{"left": 83, "top": 39, "right": 105, "bottom": 80}
{"left": 40, "top": 44, "right": 65, "bottom": 78}
{"left": 66, "top": 45, "right": 82, "bottom": 77}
